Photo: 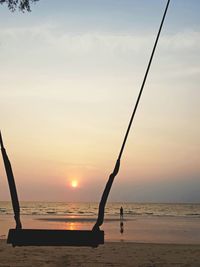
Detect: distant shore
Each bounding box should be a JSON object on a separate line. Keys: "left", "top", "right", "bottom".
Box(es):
{"left": 1, "top": 240, "right": 200, "bottom": 267}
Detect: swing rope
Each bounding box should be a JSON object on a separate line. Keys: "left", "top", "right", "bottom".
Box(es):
{"left": 93, "top": 0, "right": 171, "bottom": 231}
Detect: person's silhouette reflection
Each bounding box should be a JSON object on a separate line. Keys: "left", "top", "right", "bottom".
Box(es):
{"left": 120, "top": 206, "right": 124, "bottom": 234}
{"left": 120, "top": 221, "right": 124, "bottom": 234}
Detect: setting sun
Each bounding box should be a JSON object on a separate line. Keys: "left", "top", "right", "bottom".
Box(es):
{"left": 71, "top": 180, "right": 78, "bottom": 188}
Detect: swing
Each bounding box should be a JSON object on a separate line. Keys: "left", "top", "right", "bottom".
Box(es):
{"left": 0, "top": 0, "right": 170, "bottom": 247}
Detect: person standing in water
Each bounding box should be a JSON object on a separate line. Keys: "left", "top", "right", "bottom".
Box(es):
{"left": 120, "top": 206, "right": 124, "bottom": 234}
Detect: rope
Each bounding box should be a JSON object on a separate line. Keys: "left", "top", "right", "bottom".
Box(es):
{"left": 118, "top": 0, "right": 171, "bottom": 161}
{"left": 93, "top": 0, "right": 171, "bottom": 231}
{"left": 0, "top": 131, "right": 22, "bottom": 229}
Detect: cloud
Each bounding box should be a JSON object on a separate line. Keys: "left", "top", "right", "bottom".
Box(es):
{"left": 1, "top": 23, "right": 199, "bottom": 56}
{"left": 1, "top": 23, "right": 199, "bottom": 93}
{"left": 160, "top": 30, "right": 200, "bottom": 51}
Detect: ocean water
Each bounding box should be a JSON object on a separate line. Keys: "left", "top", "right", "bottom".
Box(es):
{"left": 1, "top": 202, "right": 200, "bottom": 243}
{"left": 0, "top": 201, "right": 200, "bottom": 218}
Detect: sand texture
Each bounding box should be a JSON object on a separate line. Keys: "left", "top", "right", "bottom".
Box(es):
{"left": 0, "top": 240, "right": 200, "bottom": 267}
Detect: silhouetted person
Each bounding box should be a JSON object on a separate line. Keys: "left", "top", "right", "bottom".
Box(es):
{"left": 120, "top": 206, "right": 123, "bottom": 220}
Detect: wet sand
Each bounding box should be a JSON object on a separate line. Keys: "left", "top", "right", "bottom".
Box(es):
{"left": 1, "top": 214, "right": 200, "bottom": 244}
{"left": 0, "top": 240, "right": 200, "bottom": 267}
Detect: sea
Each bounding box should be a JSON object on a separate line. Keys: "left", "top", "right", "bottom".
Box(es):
{"left": 0, "top": 202, "right": 200, "bottom": 217}
{"left": 0, "top": 202, "right": 200, "bottom": 243}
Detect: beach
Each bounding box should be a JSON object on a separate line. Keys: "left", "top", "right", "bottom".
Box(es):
{"left": 0, "top": 240, "right": 200, "bottom": 267}
{"left": 1, "top": 216, "right": 200, "bottom": 267}
{"left": 1, "top": 202, "right": 200, "bottom": 266}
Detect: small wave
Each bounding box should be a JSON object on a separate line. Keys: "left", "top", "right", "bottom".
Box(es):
{"left": 0, "top": 209, "right": 7, "bottom": 214}
{"left": 37, "top": 217, "right": 129, "bottom": 223}
{"left": 154, "top": 214, "right": 176, "bottom": 217}
{"left": 126, "top": 211, "right": 140, "bottom": 215}
{"left": 186, "top": 213, "right": 200, "bottom": 216}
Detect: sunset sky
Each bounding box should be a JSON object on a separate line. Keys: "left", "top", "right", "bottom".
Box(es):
{"left": 0, "top": 0, "right": 199, "bottom": 202}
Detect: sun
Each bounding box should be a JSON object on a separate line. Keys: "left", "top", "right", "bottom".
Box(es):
{"left": 71, "top": 180, "right": 78, "bottom": 188}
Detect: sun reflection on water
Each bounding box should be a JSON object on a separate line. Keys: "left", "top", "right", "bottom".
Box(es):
{"left": 69, "top": 222, "right": 76, "bottom": 231}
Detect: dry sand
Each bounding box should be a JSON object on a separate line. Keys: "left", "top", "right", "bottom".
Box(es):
{"left": 0, "top": 240, "right": 200, "bottom": 267}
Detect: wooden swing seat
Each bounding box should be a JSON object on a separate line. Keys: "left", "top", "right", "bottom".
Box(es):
{"left": 7, "top": 228, "right": 104, "bottom": 247}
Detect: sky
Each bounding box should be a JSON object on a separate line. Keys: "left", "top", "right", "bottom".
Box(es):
{"left": 0, "top": 0, "right": 199, "bottom": 202}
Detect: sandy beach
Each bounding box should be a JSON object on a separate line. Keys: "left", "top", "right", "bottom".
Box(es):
{"left": 0, "top": 240, "right": 199, "bottom": 267}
